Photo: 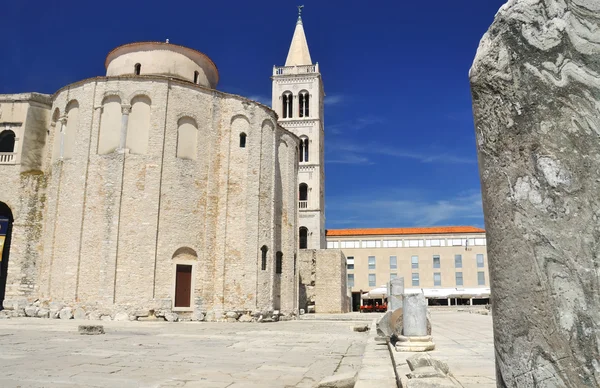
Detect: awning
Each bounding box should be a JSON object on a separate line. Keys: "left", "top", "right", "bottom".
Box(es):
{"left": 361, "top": 287, "right": 491, "bottom": 300}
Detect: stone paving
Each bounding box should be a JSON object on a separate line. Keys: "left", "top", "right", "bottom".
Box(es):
{"left": 0, "top": 318, "right": 368, "bottom": 388}
{"left": 394, "top": 310, "right": 496, "bottom": 387}
{"left": 0, "top": 310, "right": 496, "bottom": 388}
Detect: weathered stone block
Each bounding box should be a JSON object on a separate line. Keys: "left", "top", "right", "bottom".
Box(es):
{"left": 114, "top": 312, "right": 129, "bottom": 321}
{"left": 238, "top": 314, "right": 253, "bottom": 322}
{"left": 353, "top": 325, "right": 369, "bottom": 332}
{"left": 407, "top": 354, "right": 449, "bottom": 375}
{"left": 24, "top": 305, "right": 38, "bottom": 317}
{"left": 37, "top": 308, "right": 49, "bottom": 318}
{"left": 225, "top": 311, "right": 239, "bottom": 319}
{"left": 78, "top": 325, "right": 105, "bottom": 335}
{"left": 405, "top": 377, "right": 456, "bottom": 388}
{"left": 59, "top": 307, "right": 73, "bottom": 320}
{"left": 408, "top": 366, "right": 446, "bottom": 379}
{"left": 73, "top": 308, "right": 86, "bottom": 320}
{"left": 403, "top": 294, "right": 427, "bottom": 337}
{"left": 164, "top": 312, "right": 178, "bottom": 322}
{"left": 376, "top": 308, "right": 403, "bottom": 337}
{"left": 191, "top": 311, "right": 205, "bottom": 321}
{"left": 316, "top": 371, "right": 357, "bottom": 388}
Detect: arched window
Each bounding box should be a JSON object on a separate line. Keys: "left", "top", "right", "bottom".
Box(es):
{"left": 276, "top": 252, "right": 283, "bottom": 274}
{"left": 261, "top": 245, "right": 268, "bottom": 271}
{"left": 299, "top": 183, "right": 308, "bottom": 201}
{"left": 193, "top": 71, "right": 199, "bottom": 84}
{"left": 126, "top": 95, "right": 151, "bottom": 155}
{"left": 299, "top": 227, "right": 308, "bottom": 249}
{"left": 299, "top": 90, "right": 309, "bottom": 118}
{"left": 282, "top": 92, "right": 293, "bottom": 119}
{"left": 134, "top": 63, "right": 141, "bottom": 75}
{"left": 98, "top": 95, "right": 122, "bottom": 154}
{"left": 0, "top": 130, "right": 15, "bottom": 153}
{"left": 177, "top": 117, "right": 198, "bottom": 160}
{"left": 239, "top": 132, "right": 247, "bottom": 148}
{"left": 63, "top": 101, "right": 79, "bottom": 160}
{"left": 299, "top": 137, "right": 309, "bottom": 162}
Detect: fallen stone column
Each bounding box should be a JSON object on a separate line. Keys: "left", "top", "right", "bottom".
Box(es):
{"left": 470, "top": 0, "right": 600, "bottom": 386}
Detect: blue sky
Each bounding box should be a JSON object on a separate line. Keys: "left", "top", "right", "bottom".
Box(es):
{"left": 1, "top": 0, "right": 507, "bottom": 229}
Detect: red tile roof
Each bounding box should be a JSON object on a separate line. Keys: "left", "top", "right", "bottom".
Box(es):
{"left": 326, "top": 226, "right": 485, "bottom": 237}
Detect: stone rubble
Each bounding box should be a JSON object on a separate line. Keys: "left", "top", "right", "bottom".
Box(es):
{"left": 1, "top": 300, "right": 297, "bottom": 324}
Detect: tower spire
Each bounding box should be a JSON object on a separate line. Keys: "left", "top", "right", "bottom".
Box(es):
{"left": 285, "top": 5, "right": 312, "bottom": 66}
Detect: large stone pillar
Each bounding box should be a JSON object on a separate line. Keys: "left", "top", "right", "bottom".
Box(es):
{"left": 470, "top": 1, "right": 600, "bottom": 387}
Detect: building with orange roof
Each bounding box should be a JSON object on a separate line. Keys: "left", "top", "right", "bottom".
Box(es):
{"left": 325, "top": 226, "right": 490, "bottom": 311}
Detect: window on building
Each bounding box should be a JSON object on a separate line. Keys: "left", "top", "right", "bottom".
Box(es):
{"left": 193, "top": 71, "right": 199, "bottom": 84}
{"left": 346, "top": 256, "right": 354, "bottom": 270}
{"left": 412, "top": 273, "right": 419, "bottom": 287}
{"left": 368, "top": 274, "right": 376, "bottom": 287}
{"left": 261, "top": 245, "right": 268, "bottom": 271}
{"left": 348, "top": 274, "right": 355, "bottom": 288}
{"left": 239, "top": 133, "right": 247, "bottom": 148}
{"left": 299, "top": 183, "right": 308, "bottom": 201}
{"left": 433, "top": 255, "right": 440, "bottom": 269}
{"left": 455, "top": 254, "right": 462, "bottom": 268}
{"left": 282, "top": 92, "right": 293, "bottom": 118}
{"left": 368, "top": 256, "right": 376, "bottom": 270}
{"left": 98, "top": 95, "right": 122, "bottom": 155}
{"left": 298, "top": 137, "right": 309, "bottom": 162}
{"left": 478, "top": 271, "right": 486, "bottom": 286}
{"left": 0, "top": 130, "right": 16, "bottom": 153}
{"left": 298, "top": 90, "right": 309, "bottom": 117}
{"left": 176, "top": 117, "right": 198, "bottom": 160}
{"left": 477, "top": 254, "right": 485, "bottom": 268}
{"left": 299, "top": 227, "right": 308, "bottom": 249}
{"left": 434, "top": 272, "right": 441, "bottom": 286}
{"left": 276, "top": 252, "right": 283, "bottom": 274}
{"left": 126, "top": 95, "right": 150, "bottom": 155}
{"left": 411, "top": 255, "right": 419, "bottom": 269}
{"left": 390, "top": 256, "right": 397, "bottom": 270}
{"left": 456, "top": 272, "right": 463, "bottom": 286}
{"left": 390, "top": 273, "right": 397, "bottom": 281}
{"left": 134, "top": 63, "right": 141, "bottom": 75}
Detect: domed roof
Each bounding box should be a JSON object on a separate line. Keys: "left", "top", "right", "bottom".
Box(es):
{"left": 105, "top": 41, "right": 219, "bottom": 89}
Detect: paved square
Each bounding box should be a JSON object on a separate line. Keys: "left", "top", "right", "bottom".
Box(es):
{"left": 0, "top": 319, "right": 367, "bottom": 388}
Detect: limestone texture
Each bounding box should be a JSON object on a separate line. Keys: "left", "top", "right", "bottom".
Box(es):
{"left": 470, "top": 0, "right": 600, "bottom": 386}
{"left": 388, "top": 277, "right": 404, "bottom": 311}
{"left": 78, "top": 325, "right": 105, "bottom": 335}
{"left": 403, "top": 294, "right": 427, "bottom": 337}
{"left": 316, "top": 372, "right": 357, "bottom": 388}
{"left": 376, "top": 308, "right": 403, "bottom": 338}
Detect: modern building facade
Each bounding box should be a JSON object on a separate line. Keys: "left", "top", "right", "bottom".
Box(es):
{"left": 272, "top": 10, "right": 326, "bottom": 250}
{"left": 326, "top": 226, "right": 490, "bottom": 309}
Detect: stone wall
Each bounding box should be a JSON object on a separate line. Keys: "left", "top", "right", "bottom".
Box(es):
{"left": 0, "top": 94, "right": 52, "bottom": 309}
{"left": 2, "top": 76, "right": 300, "bottom": 318}
{"left": 298, "top": 249, "right": 349, "bottom": 313}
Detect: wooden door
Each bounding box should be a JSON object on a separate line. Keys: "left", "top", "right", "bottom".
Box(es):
{"left": 175, "top": 264, "right": 192, "bottom": 308}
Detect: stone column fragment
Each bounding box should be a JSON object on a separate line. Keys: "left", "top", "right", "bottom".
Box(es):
{"left": 470, "top": 1, "right": 600, "bottom": 386}
{"left": 387, "top": 277, "right": 404, "bottom": 311}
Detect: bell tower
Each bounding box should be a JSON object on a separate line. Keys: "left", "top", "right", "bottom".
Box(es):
{"left": 272, "top": 6, "right": 325, "bottom": 249}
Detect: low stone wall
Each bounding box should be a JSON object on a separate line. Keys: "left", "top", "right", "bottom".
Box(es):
{"left": 0, "top": 299, "right": 295, "bottom": 323}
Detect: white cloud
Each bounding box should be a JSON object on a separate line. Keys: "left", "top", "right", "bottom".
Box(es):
{"left": 328, "top": 116, "right": 385, "bottom": 134}
{"left": 324, "top": 95, "right": 344, "bottom": 106}
{"left": 327, "top": 141, "right": 477, "bottom": 165}
{"left": 247, "top": 95, "right": 271, "bottom": 106}
{"left": 327, "top": 190, "right": 483, "bottom": 228}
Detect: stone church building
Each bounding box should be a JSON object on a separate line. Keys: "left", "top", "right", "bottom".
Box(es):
{"left": 0, "top": 12, "right": 348, "bottom": 320}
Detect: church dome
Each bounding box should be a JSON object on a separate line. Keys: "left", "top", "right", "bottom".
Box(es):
{"left": 105, "top": 41, "right": 219, "bottom": 89}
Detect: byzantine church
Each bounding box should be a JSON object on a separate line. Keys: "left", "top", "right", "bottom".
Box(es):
{"left": 0, "top": 11, "right": 348, "bottom": 320}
